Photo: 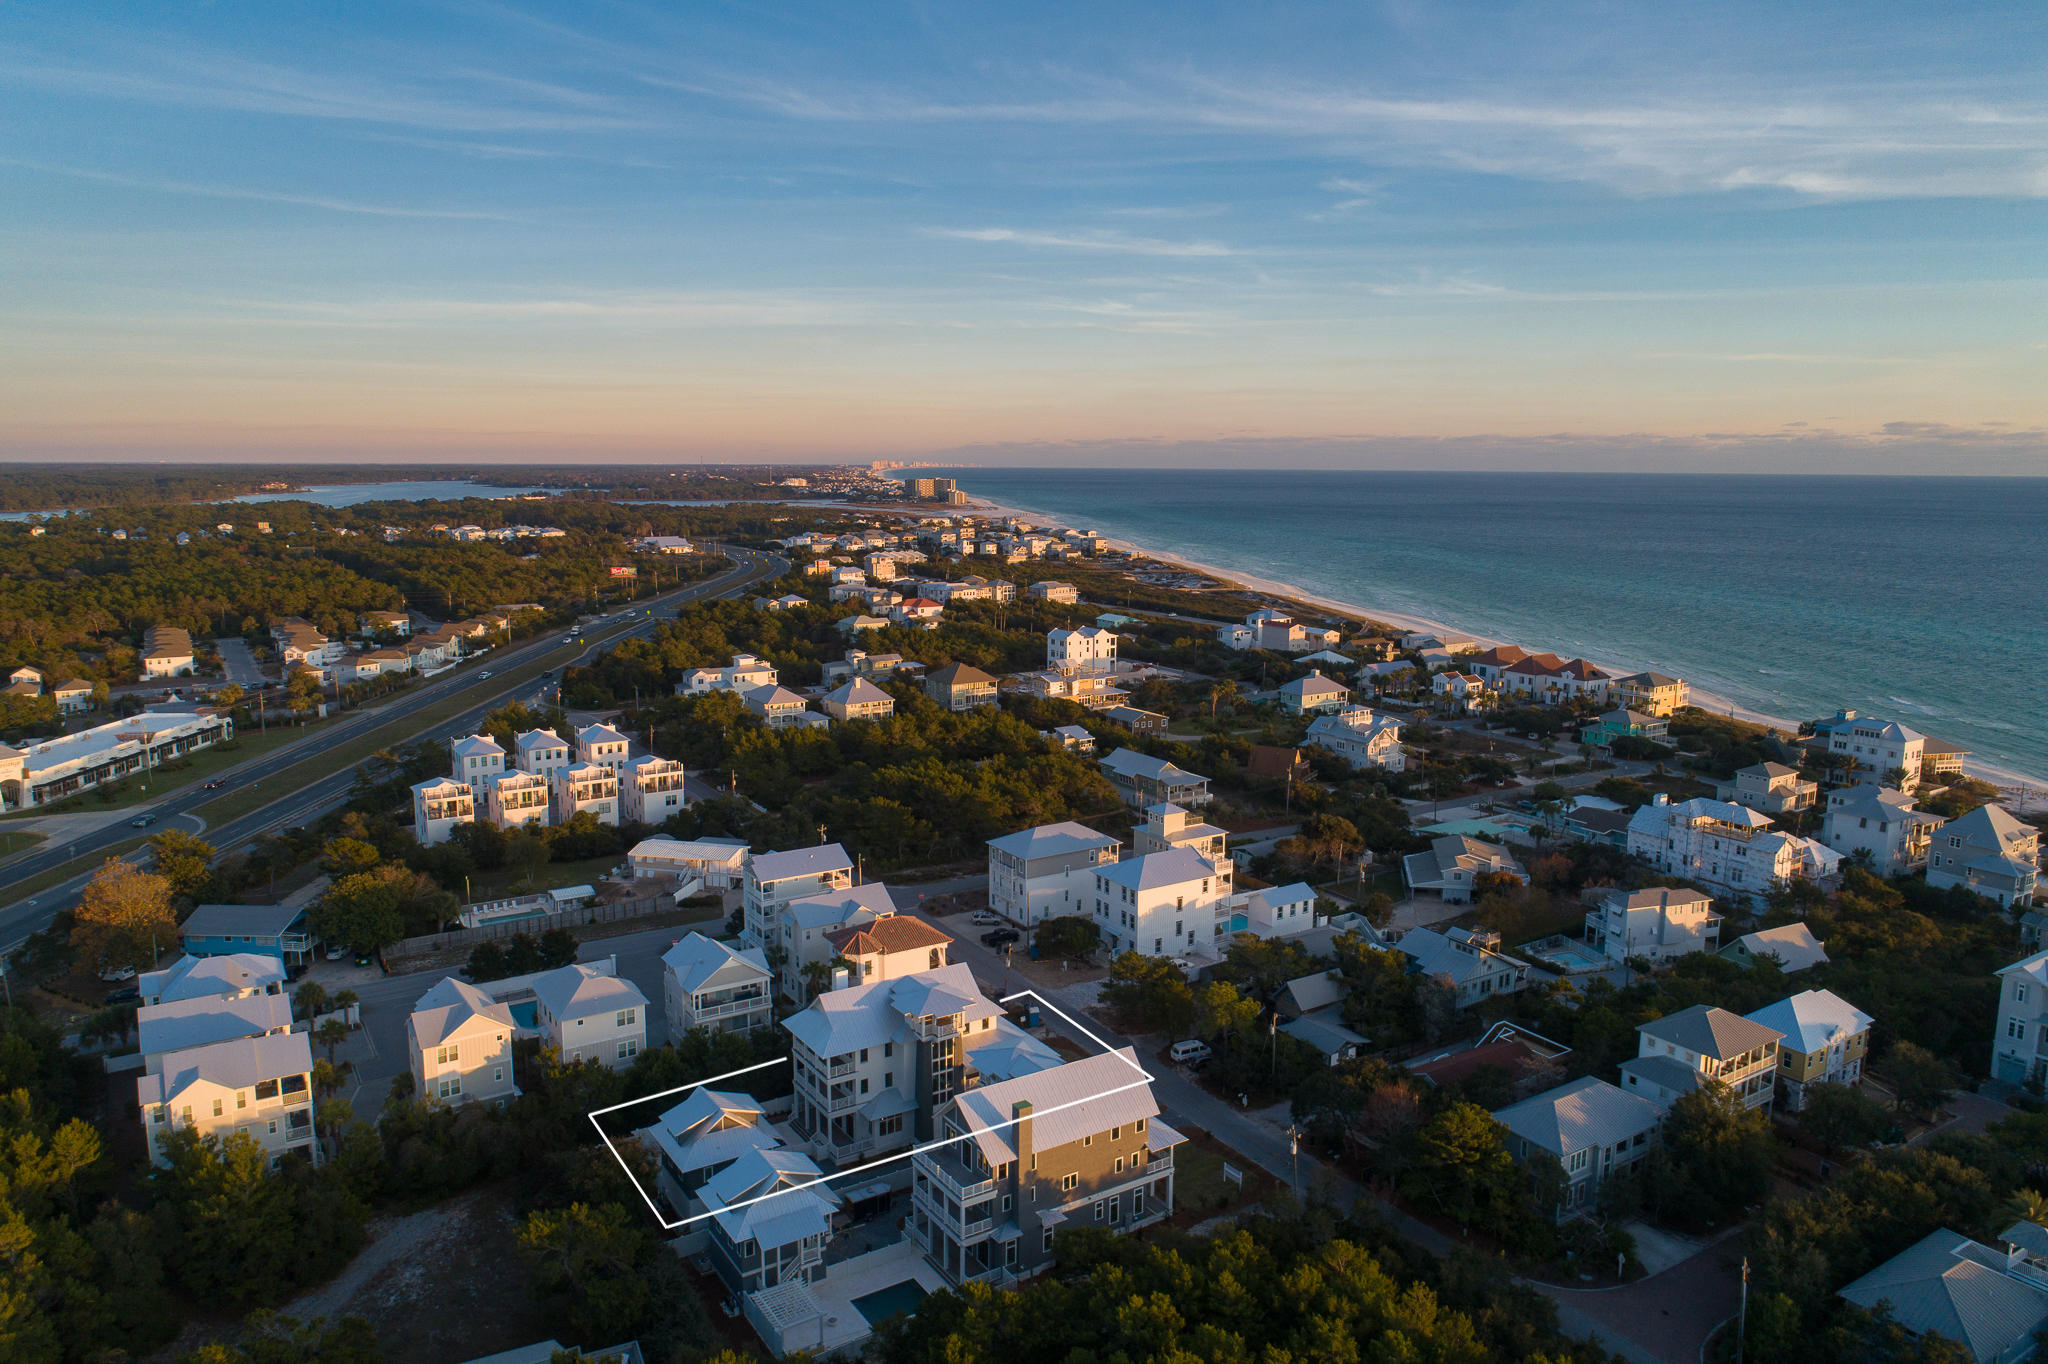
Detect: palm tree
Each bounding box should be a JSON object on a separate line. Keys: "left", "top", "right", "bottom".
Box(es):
{"left": 314, "top": 1018, "right": 349, "bottom": 1064}
{"left": 294, "top": 981, "right": 329, "bottom": 1023}
{"left": 2006, "top": 1188, "right": 2048, "bottom": 1229}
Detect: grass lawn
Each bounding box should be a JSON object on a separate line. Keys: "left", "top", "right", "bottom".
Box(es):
{"left": 464, "top": 852, "right": 624, "bottom": 901}
{"left": 0, "top": 831, "right": 47, "bottom": 860}
{"left": 1171, "top": 1129, "right": 1282, "bottom": 1222}
{"left": 0, "top": 836, "right": 148, "bottom": 911}
{"left": 0, "top": 726, "right": 320, "bottom": 821}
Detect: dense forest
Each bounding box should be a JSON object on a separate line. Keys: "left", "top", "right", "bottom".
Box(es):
{"left": 870, "top": 1210, "right": 1611, "bottom": 1364}
{"left": 0, "top": 499, "right": 847, "bottom": 686}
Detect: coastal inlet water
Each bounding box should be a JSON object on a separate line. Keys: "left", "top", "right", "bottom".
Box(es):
{"left": 933, "top": 468, "right": 2048, "bottom": 784}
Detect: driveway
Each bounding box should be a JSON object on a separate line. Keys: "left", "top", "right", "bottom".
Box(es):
{"left": 214, "top": 637, "right": 268, "bottom": 687}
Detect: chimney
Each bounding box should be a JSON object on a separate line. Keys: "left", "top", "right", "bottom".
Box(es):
{"left": 831, "top": 966, "right": 851, "bottom": 992}
{"left": 1652, "top": 792, "right": 1669, "bottom": 807}
{"left": 1012, "top": 1100, "right": 1034, "bottom": 1167}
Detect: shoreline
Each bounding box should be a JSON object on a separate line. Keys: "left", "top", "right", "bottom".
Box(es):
{"left": 954, "top": 493, "right": 2048, "bottom": 797}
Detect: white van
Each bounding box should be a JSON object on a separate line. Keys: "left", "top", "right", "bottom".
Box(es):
{"left": 1168, "top": 1039, "right": 1213, "bottom": 1066}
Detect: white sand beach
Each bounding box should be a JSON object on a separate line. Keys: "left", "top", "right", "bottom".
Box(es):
{"left": 956, "top": 493, "right": 2047, "bottom": 799}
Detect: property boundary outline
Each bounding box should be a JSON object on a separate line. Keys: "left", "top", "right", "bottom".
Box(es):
{"left": 589, "top": 986, "right": 1155, "bottom": 1231}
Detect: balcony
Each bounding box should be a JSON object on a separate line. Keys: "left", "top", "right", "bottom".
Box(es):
{"left": 828, "top": 1057, "right": 857, "bottom": 1078}
{"left": 919, "top": 1149, "right": 995, "bottom": 1201}
{"left": 691, "top": 993, "right": 768, "bottom": 1021}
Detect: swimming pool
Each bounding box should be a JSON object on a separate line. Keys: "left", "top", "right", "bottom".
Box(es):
{"left": 851, "top": 1280, "right": 928, "bottom": 1325}
{"left": 1527, "top": 939, "right": 1610, "bottom": 974}
{"left": 508, "top": 1001, "right": 538, "bottom": 1028}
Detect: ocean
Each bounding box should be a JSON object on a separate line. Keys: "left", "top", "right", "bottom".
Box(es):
{"left": 928, "top": 468, "right": 2048, "bottom": 786}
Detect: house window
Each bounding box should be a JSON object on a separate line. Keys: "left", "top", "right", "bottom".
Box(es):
{"left": 494, "top": 1067, "right": 504, "bottom": 1081}
{"left": 617, "top": 1009, "right": 637, "bottom": 1028}
{"left": 2020, "top": 984, "right": 2031, "bottom": 1004}
{"left": 1082, "top": 1134, "right": 1092, "bottom": 1146}
{"left": 2012, "top": 1020, "right": 2028, "bottom": 1041}
{"left": 1043, "top": 1229, "right": 1055, "bottom": 1253}
{"left": 1133, "top": 1189, "right": 1146, "bottom": 1216}
{"left": 1093, "top": 1201, "right": 1105, "bottom": 1221}
{"left": 1060, "top": 1173, "right": 1078, "bottom": 1192}
{"left": 885, "top": 1072, "right": 894, "bottom": 1088}
{"left": 1002, "top": 1195, "right": 1012, "bottom": 1212}
{"left": 1115, "top": 1156, "right": 1125, "bottom": 1173}
{"left": 439, "top": 1075, "right": 462, "bottom": 1098}
{"left": 212, "top": 1098, "right": 223, "bottom": 1117}
{"left": 438, "top": 1044, "right": 459, "bottom": 1065}
{"left": 236, "top": 1091, "right": 247, "bottom": 1109}
{"left": 268, "top": 1120, "right": 278, "bottom": 1134}
{"left": 884, "top": 1042, "right": 893, "bottom": 1058}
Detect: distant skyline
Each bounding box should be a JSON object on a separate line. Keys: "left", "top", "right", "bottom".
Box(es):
{"left": 3, "top": 2, "right": 2045, "bottom": 471}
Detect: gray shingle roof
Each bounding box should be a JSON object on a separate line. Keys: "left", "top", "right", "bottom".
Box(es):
{"left": 1635, "top": 1004, "right": 1782, "bottom": 1060}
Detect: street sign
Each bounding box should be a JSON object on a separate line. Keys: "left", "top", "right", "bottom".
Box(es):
{"left": 1222, "top": 1163, "right": 1243, "bottom": 1187}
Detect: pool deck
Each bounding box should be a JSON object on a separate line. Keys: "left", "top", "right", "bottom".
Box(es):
{"left": 751, "top": 1238, "right": 948, "bottom": 1357}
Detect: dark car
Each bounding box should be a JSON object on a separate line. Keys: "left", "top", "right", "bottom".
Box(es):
{"left": 203, "top": 778, "right": 227, "bottom": 789}
{"left": 980, "top": 928, "right": 1022, "bottom": 949}
{"left": 103, "top": 986, "right": 140, "bottom": 1006}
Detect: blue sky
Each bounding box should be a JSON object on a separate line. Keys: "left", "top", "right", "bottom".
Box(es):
{"left": 2, "top": 1, "right": 2044, "bottom": 469}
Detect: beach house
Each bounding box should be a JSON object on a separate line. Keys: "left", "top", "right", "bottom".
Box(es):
{"left": 913, "top": 1049, "right": 1182, "bottom": 1287}
{"left": 662, "top": 933, "right": 774, "bottom": 1037}
{"left": 1047, "top": 626, "right": 1119, "bottom": 675}
{"left": 1304, "top": 704, "right": 1406, "bottom": 772}
{"left": 1098, "top": 749, "right": 1211, "bottom": 809}
{"left": 1397, "top": 927, "right": 1532, "bottom": 1007}
{"left": 1744, "top": 989, "right": 1874, "bottom": 1111}
{"left": 1822, "top": 784, "right": 1943, "bottom": 875}
{"left": 1091, "top": 847, "right": 1232, "bottom": 960}
{"left": 1713, "top": 762, "right": 1819, "bottom": 815}
{"left": 923, "top": 662, "right": 1000, "bottom": 710}
{"left": 550, "top": 761, "right": 619, "bottom": 825}
{"left": 620, "top": 754, "right": 690, "bottom": 824}
{"left": 1992, "top": 949, "right": 2048, "bottom": 1086}
{"left": 407, "top": 976, "right": 519, "bottom": 1106}
{"left": 177, "top": 903, "right": 314, "bottom": 968}
{"left": 1277, "top": 670, "right": 1349, "bottom": 715}
{"left": 1626, "top": 795, "right": 1842, "bottom": 901}
{"left": 1132, "top": 803, "right": 1226, "bottom": 860}
{"left": 820, "top": 677, "right": 896, "bottom": 723}
{"left": 137, "top": 1032, "right": 316, "bottom": 1168}
{"left": 1927, "top": 804, "right": 2040, "bottom": 909}
{"left": 1611, "top": 671, "right": 1690, "bottom": 717}
{"left": 1812, "top": 709, "right": 1927, "bottom": 791}
{"left": 531, "top": 964, "right": 647, "bottom": 1070}
{"left": 1720, "top": 923, "right": 1829, "bottom": 974}
{"left": 1494, "top": 1076, "right": 1662, "bottom": 1220}
{"left": 742, "top": 843, "right": 855, "bottom": 948}
{"left": 1619, "top": 1006, "right": 1782, "bottom": 1113}
{"left": 1837, "top": 1228, "right": 2048, "bottom": 1362}
{"left": 987, "top": 822, "right": 1123, "bottom": 926}
{"left": 1583, "top": 887, "right": 1721, "bottom": 965}
{"left": 1401, "top": 835, "right": 1527, "bottom": 904}
{"left": 678, "top": 654, "right": 779, "bottom": 696}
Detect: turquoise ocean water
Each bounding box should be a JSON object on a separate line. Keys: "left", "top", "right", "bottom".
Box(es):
{"left": 930, "top": 469, "right": 2048, "bottom": 785}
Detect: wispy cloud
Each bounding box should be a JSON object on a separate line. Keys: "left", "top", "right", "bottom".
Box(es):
{"left": 925, "top": 227, "right": 1236, "bottom": 257}
{"left": 0, "top": 47, "right": 645, "bottom": 134}
{"left": 1, "top": 157, "right": 514, "bottom": 220}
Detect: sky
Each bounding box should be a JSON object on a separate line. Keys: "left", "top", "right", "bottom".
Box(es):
{"left": 2, "top": 1, "right": 2046, "bottom": 471}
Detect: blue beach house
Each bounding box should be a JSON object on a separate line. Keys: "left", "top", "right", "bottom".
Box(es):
{"left": 179, "top": 903, "right": 315, "bottom": 968}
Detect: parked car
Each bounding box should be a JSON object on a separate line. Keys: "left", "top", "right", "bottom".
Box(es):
{"left": 129, "top": 814, "right": 156, "bottom": 828}
{"left": 323, "top": 943, "right": 346, "bottom": 961}
{"left": 97, "top": 963, "right": 138, "bottom": 983}
{"left": 969, "top": 912, "right": 1002, "bottom": 926}
{"left": 103, "top": 986, "right": 141, "bottom": 1006}
{"left": 980, "top": 928, "right": 1021, "bottom": 949}
{"left": 1168, "top": 1039, "right": 1213, "bottom": 1066}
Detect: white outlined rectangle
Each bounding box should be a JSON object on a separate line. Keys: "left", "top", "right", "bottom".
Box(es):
{"left": 589, "top": 987, "right": 1153, "bottom": 1231}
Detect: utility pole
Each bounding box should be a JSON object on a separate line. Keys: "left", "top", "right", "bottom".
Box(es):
{"left": 1735, "top": 1258, "right": 1748, "bottom": 1363}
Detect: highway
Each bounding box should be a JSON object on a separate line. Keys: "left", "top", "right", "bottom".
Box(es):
{"left": 0, "top": 546, "right": 787, "bottom": 950}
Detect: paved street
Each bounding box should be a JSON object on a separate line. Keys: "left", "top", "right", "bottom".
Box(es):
{"left": 0, "top": 547, "right": 786, "bottom": 952}
{"left": 213, "top": 637, "right": 267, "bottom": 687}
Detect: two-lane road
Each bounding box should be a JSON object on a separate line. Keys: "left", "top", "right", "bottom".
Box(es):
{"left": 0, "top": 547, "right": 786, "bottom": 949}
